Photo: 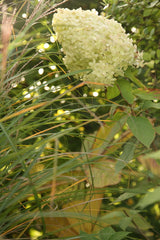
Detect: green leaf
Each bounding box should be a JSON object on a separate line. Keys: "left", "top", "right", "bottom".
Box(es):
{"left": 112, "top": 192, "right": 137, "bottom": 204}
{"left": 123, "top": 209, "right": 152, "bottom": 230}
{"left": 143, "top": 52, "right": 152, "bottom": 61}
{"left": 143, "top": 9, "right": 152, "bottom": 17}
{"left": 100, "top": 210, "right": 125, "bottom": 225}
{"left": 157, "top": 49, "right": 160, "bottom": 59}
{"left": 98, "top": 227, "right": 115, "bottom": 240}
{"left": 137, "top": 187, "right": 160, "bottom": 209}
{"left": 119, "top": 217, "right": 132, "bottom": 231}
{"left": 127, "top": 116, "right": 155, "bottom": 148}
{"left": 141, "top": 150, "right": 160, "bottom": 160}
{"left": 99, "top": 227, "right": 130, "bottom": 240}
{"left": 109, "top": 231, "right": 130, "bottom": 240}
{"left": 117, "top": 79, "right": 134, "bottom": 104}
{"left": 142, "top": 100, "right": 160, "bottom": 110}
{"left": 155, "top": 126, "right": 160, "bottom": 134}
{"left": 100, "top": 208, "right": 152, "bottom": 230}
{"left": 133, "top": 88, "right": 160, "bottom": 100}
{"left": 79, "top": 231, "right": 98, "bottom": 240}
{"left": 107, "top": 84, "right": 120, "bottom": 99}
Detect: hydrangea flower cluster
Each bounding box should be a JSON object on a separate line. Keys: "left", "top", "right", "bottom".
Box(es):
{"left": 52, "top": 8, "right": 143, "bottom": 88}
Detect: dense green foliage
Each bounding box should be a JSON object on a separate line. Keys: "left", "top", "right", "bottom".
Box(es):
{"left": 0, "top": 0, "right": 160, "bottom": 239}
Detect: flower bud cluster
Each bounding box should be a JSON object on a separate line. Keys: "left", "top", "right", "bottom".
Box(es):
{"left": 52, "top": 8, "right": 143, "bottom": 88}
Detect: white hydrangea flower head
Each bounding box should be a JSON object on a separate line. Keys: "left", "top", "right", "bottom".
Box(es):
{"left": 52, "top": 8, "right": 143, "bottom": 88}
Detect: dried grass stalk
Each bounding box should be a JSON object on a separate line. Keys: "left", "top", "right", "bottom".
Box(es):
{"left": 1, "top": 5, "right": 16, "bottom": 84}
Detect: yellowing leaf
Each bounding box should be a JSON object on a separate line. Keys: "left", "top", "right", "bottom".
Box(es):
{"left": 85, "top": 160, "right": 121, "bottom": 188}
{"left": 138, "top": 150, "right": 160, "bottom": 176}
{"left": 45, "top": 192, "right": 104, "bottom": 237}
{"left": 90, "top": 113, "right": 127, "bottom": 155}
{"left": 45, "top": 216, "right": 78, "bottom": 237}
{"left": 63, "top": 192, "right": 104, "bottom": 234}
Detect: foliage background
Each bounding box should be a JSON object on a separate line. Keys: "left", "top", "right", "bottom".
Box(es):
{"left": 0, "top": 0, "right": 160, "bottom": 239}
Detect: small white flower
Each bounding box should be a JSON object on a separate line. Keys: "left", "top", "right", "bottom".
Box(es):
{"left": 38, "top": 68, "right": 44, "bottom": 75}
{"left": 44, "top": 43, "right": 49, "bottom": 49}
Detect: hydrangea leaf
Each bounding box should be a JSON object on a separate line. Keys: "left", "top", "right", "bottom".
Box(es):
{"left": 127, "top": 116, "right": 155, "bottom": 148}
{"left": 107, "top": 84, "right": 120, "bottom": 99}
{"left": 117, "top": 79, "right": 134, "bottom": 104}
{"left": 137, "top": 187, "right": 160, "bottom": 209}
{"left": 142, "top": 100, "right": 160, "bottom": 110}
{"left": 133, "top": 88, "right": 160, "bottom": 100}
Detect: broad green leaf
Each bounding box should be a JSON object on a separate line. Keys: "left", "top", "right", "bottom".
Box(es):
{"left": 143, "top": 52, "right": 152, "bottom": 61}
{"left": 117, "top": 79, "right": 134, "bottom": 104}
{"left": 100, "top": 208, "right": 152, "bottom": 230}
{"left": 109, "top": 231, "right": 130, "bottom": 240}
{"left": 98, "top": 227, "right": 115, "bottom": 240}
{"left": 155, "top": 126, "right": 160, "bottom": 134}
{"left": 121, "top": 209, "right": 152, "bottom": 230}
{"left": 142, "top": 100, "right": 160, "bottom": 109}
{"left": 127, "top": 116, "right": 155, "bottom": 148}
{"left": 119, "top": 217, "right": 132, "bottom": 231}
{"left": 79, "top": 231, "right": 98, "bottom": 240}
{"left": 137, "top": 187, "right": 160, "bottom": 209}
{"left": 99, "top": 227, "right": 130, "bottom": 240}
{"left": 140, "top": 150, "right": 160, "bottom": 160}
{"left": 107, "top": 84, "right": 120, "bottom": 99}
{"left": 100, "top": 210, "right": 125, "bottom": 225}
{"left": 133, "top": 88, "right": 160, "bottom": 100}
{"left": 157, "top": 49, "right": 160, "bottom": 58}
{"left": 143, "top": 9, "right": 153, "bottom": 17}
